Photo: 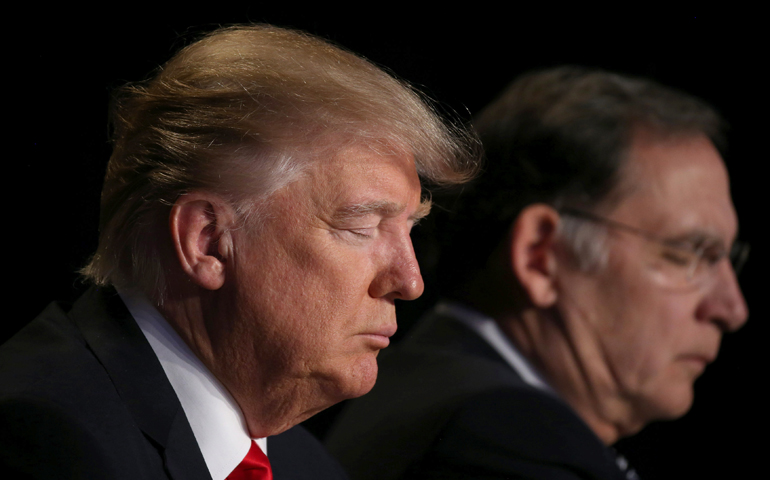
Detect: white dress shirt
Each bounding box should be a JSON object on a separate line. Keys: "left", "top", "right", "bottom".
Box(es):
{"left": 118, "top": 288, "right": 267, "bottom": 480}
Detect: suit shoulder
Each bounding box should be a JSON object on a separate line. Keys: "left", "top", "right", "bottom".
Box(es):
{"left": 441, "top": 387, "right": 606, "bottom": 461}
{"left": 0, "top": 298, "right": 170, "bottom": 479}
{"left": 326, "top": 331, "right": 529, "bottom": 480}
{"left": 1, "top": 302, "right": 94, "bottom": 396}
{"left": 0, "top": 395, "right": 165, "bottom": 479}
{"left": 416, "top": 388, "right": 624, "bottom": 480}
{"left": 0, "top": 299, "right": 120, "bottom": 396}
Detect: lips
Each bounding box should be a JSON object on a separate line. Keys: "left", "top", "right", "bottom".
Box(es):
{"left": 688, "top": 349, "right": 718, "bottom": 364}
{"left": 680, "top": 341, "right": 719, "bottom": 365}
{"left": 679, "top": 352, "right": 717, "bottom": 373}
{"left": 371, "top": 323, "right": 398, "bottom": 338}
{"left": 359, "top": 323, "right": 398, "bottom": 349}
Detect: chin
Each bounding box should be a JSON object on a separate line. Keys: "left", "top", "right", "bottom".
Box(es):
{"left": 644, "top": 385, "right": 695, "bottom": 422}
{"left": 322, "top": 355, "right": 380, "bottom": 402}
{"left": 345, "top": 356, "right": 380, "bottom": 399}
{"left": 667, "top": 396, "right": 695, "bottom": 419}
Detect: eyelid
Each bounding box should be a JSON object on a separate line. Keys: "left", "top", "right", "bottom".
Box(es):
{"left": 349, "top": 227, "right": 376, "bottom": 237}
{"left": 703, "top": 245, "right": 728, "bottom": 264}
{"left": 662, "top": 241, "right": 726, "bottom": 268}
{"left": 660, "top": 248, "right": 695, "bottom": 266}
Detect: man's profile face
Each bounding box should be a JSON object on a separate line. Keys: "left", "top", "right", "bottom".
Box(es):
{"left": 212, "top": 143, "right": 426, "bottom": 416}
{"left": 556, "top": 132, "right": 748, "bottom": 427}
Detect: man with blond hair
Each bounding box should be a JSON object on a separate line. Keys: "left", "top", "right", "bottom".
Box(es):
{"left": 0, "top": 25, "right": 477, "bottom": 479}
{"left": 327, "top": 67, "right": 748, "bottom": 480}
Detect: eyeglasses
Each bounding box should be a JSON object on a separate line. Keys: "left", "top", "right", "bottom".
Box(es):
{"left": 560, "top": 207, "right": 750, "bottom": 288}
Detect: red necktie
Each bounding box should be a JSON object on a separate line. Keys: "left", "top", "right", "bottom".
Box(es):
{"left": 226, "top": 441, "right": 273, "bottom": 480}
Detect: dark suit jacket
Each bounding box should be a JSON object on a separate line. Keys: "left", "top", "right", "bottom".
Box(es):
{"left": 325, "top": 309, "right": 627, "bottom": 480}
{"left": 0, "top": 287, "right": 348, "bottom": 480}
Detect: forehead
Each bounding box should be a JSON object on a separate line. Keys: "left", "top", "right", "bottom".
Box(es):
{"left": 293, "top": 143, "right": 423, "bottom": 212}
{"left": 611, "top": 132, "right": 737, "bottom": 242}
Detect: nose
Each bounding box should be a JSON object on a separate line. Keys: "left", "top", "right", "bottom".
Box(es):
{"left": 368, "top": 235, "right": 425, "bottom": 301}
{"left": 696, "top": 260, "right": 749, "bottom": 332}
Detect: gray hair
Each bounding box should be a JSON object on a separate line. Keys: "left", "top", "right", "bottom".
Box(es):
{"left": 557, "top": 216, "right": 610, "bottom": 272}
{"left": 438, "top": 66, "right": 724, "bottom": 295}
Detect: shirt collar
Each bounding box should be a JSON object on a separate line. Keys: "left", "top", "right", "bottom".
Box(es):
{"left": 436, "top": 301, "right": 554, "bottom": 394}
{"left": 117, "top": 287, "right": 267, "bottom": 480}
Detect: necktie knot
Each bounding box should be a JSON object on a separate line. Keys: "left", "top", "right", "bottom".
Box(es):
{"left": 227, "top": 441, "right": 273, "bottom": 480}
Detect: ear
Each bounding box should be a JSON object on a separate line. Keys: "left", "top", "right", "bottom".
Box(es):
{"left": 508, "top": 204, "right": 560, "bottom": 308}
{"left": 169, "top": 192, "right": 235, "bottom": 291}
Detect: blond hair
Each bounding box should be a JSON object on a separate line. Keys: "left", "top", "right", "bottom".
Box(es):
{"left": 81, "top": 25, "right": 479, "bottom": 299}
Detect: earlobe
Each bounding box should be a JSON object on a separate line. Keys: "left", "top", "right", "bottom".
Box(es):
{"left": 169, "top": 193, "right": 234, "bottom": 291}
{"left": 509, "top": 204, "right": 560, "bottom": 308}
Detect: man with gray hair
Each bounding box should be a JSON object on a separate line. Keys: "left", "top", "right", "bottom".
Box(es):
{"left": 326, "top": 67, "right": 748, "bottom": 479}
{"left": 0, "top": 25, "right": 477, "bottom": 479}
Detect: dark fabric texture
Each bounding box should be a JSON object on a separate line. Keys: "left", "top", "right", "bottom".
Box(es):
{"left": 325, "top": 309, "right": 627, "bottom": 480}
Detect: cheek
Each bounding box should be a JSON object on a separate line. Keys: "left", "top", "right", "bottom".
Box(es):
{"left": 602, "top": 287, "right": 702, "bottom": 418}
{"left": 590, "top": 266, "right": 675, "bottom": 388}
{"left": 234, "top": 228, "right": 386, "bottom": 388}
{"left": 253, "top": 257, "right": 380, "bottom": 362}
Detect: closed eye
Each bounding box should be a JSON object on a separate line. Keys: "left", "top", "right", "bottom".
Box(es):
{"left": 702, "top": 245, "right": 727, "bottom": 266}
{"left": 348, "top": 228, "right": 376, "bottom": 238}
{"left": 661, "top": 248, "right": 693, "bottom": 266}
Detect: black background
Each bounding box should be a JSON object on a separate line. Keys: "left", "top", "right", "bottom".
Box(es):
{"left": 8, "top": 8, "right": 765, "bottom": 479}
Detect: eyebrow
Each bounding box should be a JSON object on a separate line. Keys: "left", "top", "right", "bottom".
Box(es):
{"left": 333, "top": 199, "right": 432, "bottom": 223}
{"left": 666, "top": 229, "right": 728, "bottom": 251}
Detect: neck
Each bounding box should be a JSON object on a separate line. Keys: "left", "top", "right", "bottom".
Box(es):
{"left": 490, "top": 302, "right": 642, "bottom": 445}
{"left": 158, "top": 283, "right": 334, "bottom": 438}
{"left": 219, "top": 363, "right": 328, "bottom": 438}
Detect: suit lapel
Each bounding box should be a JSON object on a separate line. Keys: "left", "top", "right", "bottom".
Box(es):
{"left": 69, "top": 287, "right": 212, "bottom": 480}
